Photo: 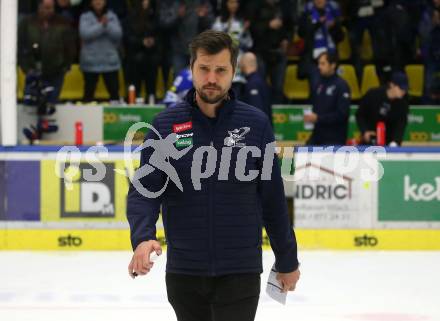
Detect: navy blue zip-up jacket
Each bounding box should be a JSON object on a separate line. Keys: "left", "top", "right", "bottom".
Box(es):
{"left": 127, "top": 88, "right": 298, "bottom": 276}
{"left": 308, "top": 73, "right": 351, "bottom": 146}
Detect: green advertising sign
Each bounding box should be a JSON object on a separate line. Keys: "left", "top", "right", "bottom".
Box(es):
{"left": 272, "top": 105, "right": 440, "bottom": 143}
{"left": 103, "top": 106, "right": 163, "bottom": 141}
{"left": 103, "top": 105, "right": 440, "bottom": 143}
{"left": 379, "top": 160, "right": 440, "bottom": 221}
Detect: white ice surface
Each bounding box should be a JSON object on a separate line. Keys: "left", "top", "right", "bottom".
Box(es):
{"left": 0, "top": 251, "right": 439, "bottom": 321}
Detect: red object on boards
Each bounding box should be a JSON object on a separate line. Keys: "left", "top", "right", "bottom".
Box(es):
{"left": 376, "top": 121, "right": 386, "bottom": 146}
{"left": 75, "top": 121, "right": 83, "bottom": 145}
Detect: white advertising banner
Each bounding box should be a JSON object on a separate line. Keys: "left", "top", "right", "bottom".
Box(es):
{"left": 283, "top": 149, "right": 379, "bottom": 228}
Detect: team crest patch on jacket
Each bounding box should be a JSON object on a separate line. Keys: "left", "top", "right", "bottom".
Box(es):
{"left": 224, "top": 127, "right": 250, "bottom": 147}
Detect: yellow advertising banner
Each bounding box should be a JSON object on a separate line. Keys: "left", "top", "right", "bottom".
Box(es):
{"left": 40, "top": 160, "right": 139, "bottom": 222}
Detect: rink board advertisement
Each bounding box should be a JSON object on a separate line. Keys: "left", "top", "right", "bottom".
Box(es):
{"left": 289, "top": 152, "right": 375, "bottom": 229}
{"left": 378, "top": 160, "right": 440, "bottom": 222}
{"left": 272, "top": 105, "right": 440, "bottom": 143}
{"left": 103, "top": 107, "right": 163, "bottom": 141}
{"left": 40, "top": 159, "right": 139, "bottom": 222}
{"left": 1, "top": 149, "right": 440, "bottom": 250}
{"left": 101, "top": 105, "right": 440, "bottom": 143}
{"left": 1, "top": 228, "right": 440, "bottom": 251}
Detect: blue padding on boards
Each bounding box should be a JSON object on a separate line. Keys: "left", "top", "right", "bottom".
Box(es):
{"left": 5, "top": 161, "right": 40, "bottom": 221}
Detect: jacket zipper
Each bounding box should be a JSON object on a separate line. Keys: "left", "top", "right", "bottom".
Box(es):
{"left": 208, "top": 138, "right": 215, "bottom": 275}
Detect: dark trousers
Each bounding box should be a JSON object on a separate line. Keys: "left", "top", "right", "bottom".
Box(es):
{"left": 83, "top": 71, "right": 119, "bottom": 102}
{"left": 349, "top": 16, "right": 385, "bottom": 80}
{"left": 125, "top": 52, "right": 159, "bottom": 99}
{"left": 256, "top": 51, "right": 287, "bottom": 104}
{"left": 41, "top": 72, "right": 65, "bottom": 104}
{"left": 166, "top": 273, "right": 260, "bottom": 321}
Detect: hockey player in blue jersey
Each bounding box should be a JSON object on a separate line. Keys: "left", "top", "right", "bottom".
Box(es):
{"left": 162, "top": 67, "right": 193, "bottom": 108}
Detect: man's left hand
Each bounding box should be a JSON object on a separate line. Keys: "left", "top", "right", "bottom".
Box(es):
{"left": 304, "top": 112, "right": 318, "bottom": 123}
{"left": 276, "top": 268, "right": 300, "bottom": 293}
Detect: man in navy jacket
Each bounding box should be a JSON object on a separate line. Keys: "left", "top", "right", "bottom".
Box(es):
{"left": 304, "top": 51, "right": 351, "bottom": 145}
{"left": 127, "top": 30, "right": 300, "bottom": 321}
{"left": 240, "top": 52, "right": 273, "bottom": 124}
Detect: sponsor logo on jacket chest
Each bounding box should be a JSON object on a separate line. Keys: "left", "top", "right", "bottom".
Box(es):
{"left": 173, "top": 121, "right": 193, "bottom": 147}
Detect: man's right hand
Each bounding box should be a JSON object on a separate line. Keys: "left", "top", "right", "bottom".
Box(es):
{"left": 128, "top": 240, "right": 162, "bottom": 278}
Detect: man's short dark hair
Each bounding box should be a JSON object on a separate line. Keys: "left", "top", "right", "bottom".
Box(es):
{"left": 317, "top": 51, "right": 338, "bottom": 66}
{"left": 189, "top": 30, "right": 239, "bottom": 71}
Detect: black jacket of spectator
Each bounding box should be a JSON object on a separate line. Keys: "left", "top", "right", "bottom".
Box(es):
{"left": 18, "top": 13, "right": 75, "bottom": 77}
{"left": 249, "top": 0, "right": 294, "bottom": 55}
{"left": 123, "top": 4, "right": 160, "bottom": 57}
{"left": 308, "top": 73, "right": 351, "bottom": 146}
{"left": 157, "top": 0, "right": 180, "bottom": 32}
{"left": 123, "top": 2, "right": 161, "bottom": 98}
{"left": 355, "top": 86, "right": 409, "bottom": 145}
{"left": 170, "top": 0, "right": 215, "bottom": 56}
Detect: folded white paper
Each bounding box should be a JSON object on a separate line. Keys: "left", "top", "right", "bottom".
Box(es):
{"left": 265, "top": 264, "right": 287, "bottom": 305}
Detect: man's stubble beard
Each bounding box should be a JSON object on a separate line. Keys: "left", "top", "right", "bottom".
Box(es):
{"left": 196, "top": 87, "right": 229, "bottom": 104}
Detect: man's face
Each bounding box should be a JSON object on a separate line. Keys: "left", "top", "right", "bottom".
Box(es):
{"left": 389, "top": 83, "right": 406, "bottom": 99}
{"left": 191, "top": 48, "right": 234, "bottom": 105}
{"left": 38, "top": 0, "right": 55, "bottom": 20}
{"left": 314, "top": 0, "right": 326, "bottom": 9}
{"left": 318, "top": 55, "right": 336, "bottom": 77}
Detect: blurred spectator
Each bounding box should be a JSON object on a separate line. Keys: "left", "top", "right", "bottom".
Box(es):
{"left": 169, "top": 0, "right": 215, "bottom": 75}
{"left": 18, "top": 0, "right": 75, "bottom": 104}
{"left": 239, "top": 52, "right": 272, "bottom": 123}
{"left": 157, "top": 0, "right": 181, "bottom": 90}
{"left": 381, "top": 1, "right": 419, "bottom": 75}
{"left": 212, "top": 0, "right": 253, "bottom": 93}
{"left": 356, "top": 72, "right": 409, "bottom": 146}
{"left": 55, "top": 0, "right": 82, "bottom": 63}
{"left": 250, "top": 0, "right": 294, "bottom": 104}
{"left": 212, "top": 0, "right": 253, "bottom": 54}
{"left": 79, "top": 0, "right": 123, "bottom": 102}
{"left": 305, "top": 52, "right": 351, "bottom": 146}
{"left": 163, "top": 67, "right": 193, "bottom": 108}
{"left": 419, "top": 0, "right": 440, "bottom": 103}
{"left": 297, "top": 0, "right": 344, "bottom": 80}
{"left": 55, "top": 0, "right": 83, "bottom": 26}
{"left": 123, "top": 0, "right": 160, "bottom": 103}
{"left": 347, "top": 0, "right": 388, "bottom": 80}
{"left": 391, "top": 0, "right": 426, "bottom": 60}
